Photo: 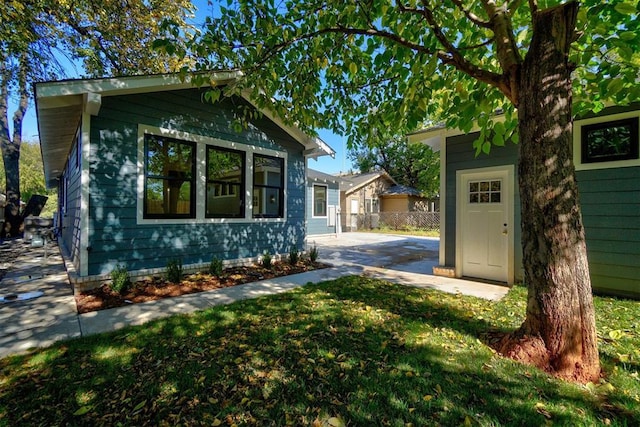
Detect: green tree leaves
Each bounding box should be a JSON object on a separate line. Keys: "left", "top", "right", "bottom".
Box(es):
{"left": 349, "top": 135, "right": 440, "bottom": 197}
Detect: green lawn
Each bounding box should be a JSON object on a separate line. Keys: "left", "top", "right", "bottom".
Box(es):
{"left": 1, "top": 277, "right": 638, "bottom": 426}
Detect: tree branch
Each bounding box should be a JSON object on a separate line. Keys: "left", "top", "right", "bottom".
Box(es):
{"left": 12, "top": 53, "right": 28, "bottom": 149}
{"left": 412, "top": 1, "right": 508, "bottom": 97}
{"left": 0, "top": 61, "right": 10, "bottom": 147}
{"left": 478, "top": 0, "right": 523, "bottom": 104}
{"left": 450, "top": 0, "right": 493, "bottom": 28}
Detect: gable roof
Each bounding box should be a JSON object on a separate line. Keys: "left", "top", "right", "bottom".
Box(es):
{"left": 307, "top": 168, "right": 351, "bottom": 189}
{"left": 339, "top": 171, "right": 397, "bottom": 195}
{"left": 35, "top": 71, "right": 335, "bottom": 187}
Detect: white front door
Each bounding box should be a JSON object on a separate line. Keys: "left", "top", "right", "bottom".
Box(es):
{"left": 458, "top": 167, "right": 513, "bottom": 283}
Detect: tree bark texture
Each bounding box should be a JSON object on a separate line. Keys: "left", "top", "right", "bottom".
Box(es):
{"left": 0, "top": 55, "right": 27, "bottom": 238}
{"left": 500, "top": 2, "right": 600, "bottom": 383}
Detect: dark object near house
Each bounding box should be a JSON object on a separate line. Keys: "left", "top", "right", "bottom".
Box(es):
{"left": 21, "top": 195, "right": 48, "bottom": 219}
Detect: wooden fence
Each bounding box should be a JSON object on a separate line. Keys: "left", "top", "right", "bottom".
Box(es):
{"left": 341, "top": 212, "right": 440, "bottom": 231}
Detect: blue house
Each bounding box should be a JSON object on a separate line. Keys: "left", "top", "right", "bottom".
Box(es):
{"left": 35, "top": 72, "right": 334, "bottom": 292}
{"left": 409, "top": 105, "right": 640, "bottom": 298}
{"left": 306, "top": 168, "right": 341, "bottom": 236}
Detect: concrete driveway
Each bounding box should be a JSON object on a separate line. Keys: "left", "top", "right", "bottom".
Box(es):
{"left": 308, "top": 232, "right": 509, "bottom": 301}
{"left": 308, "top": 232, "right": 440, "bottom": 275}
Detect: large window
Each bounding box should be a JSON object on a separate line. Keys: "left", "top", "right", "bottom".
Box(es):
{"left": 582, "top": 117, "right": 639, "bottom": 164}
{"left": 313, "top": 185, "right": 327, "bottom": 217}
{"left": 144, "top": 134, "right": 195, "bottom": 218}
{"left": 206, "top": 146, "right": 245, "bottom": 218}
{"left": 253, "top": 154, "right": 284, "bottom": 218}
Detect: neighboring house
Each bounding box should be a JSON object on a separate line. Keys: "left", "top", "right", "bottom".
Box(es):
{"left": 408, "top": 105, "right": 640, "bottom": 298}
{"left": 380, "top": 185, "right": 438, "bottom": 212}
{"left": 35, "top": 72, "right": 334, "bottom": 291}
{"left": 339, "top": 171, "right": 396, "bottom": 231}
{"left": 306, "top": 168, "right": 341, "bottom": 236}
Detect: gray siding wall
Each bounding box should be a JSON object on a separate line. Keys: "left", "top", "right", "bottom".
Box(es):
{"left": 444, "top": 133, "right": 523, "bottom": 281}
{"left": 446, "top": 130, "right": 639, "bottom": 296}
{"left": 58, "top": 137, "right": 82, "bottom": 271}
{"left": 306, "top": 180, "right": 339, "bottom": 235}
{"left": 86, "top": 89, "right": 306, "bottom": 276}
{"left": 577, "top": 166, "right": 640, "bottom": 297}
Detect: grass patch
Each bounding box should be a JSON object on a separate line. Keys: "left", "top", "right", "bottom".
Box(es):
{"left": 0, "top": 278, "right": 638, "bottom": 426}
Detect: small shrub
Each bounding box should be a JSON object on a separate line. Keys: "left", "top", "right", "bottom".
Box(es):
{"left": 110, "top": 264, "right": 131, "bottom": 294}
{"left": 289, "top": 247, "right": 300, "bottom": 265}
{"left": 166, "top": 258, "right": 183, "bottom": 283}
{"left": 308, "top": 245, "right": 319, "bottom": 263}
{"left": 261, "top": 250, "right": 273, "bottom": 269}
{"left": 209, "top": 256, "right": 224, "bottom": 276}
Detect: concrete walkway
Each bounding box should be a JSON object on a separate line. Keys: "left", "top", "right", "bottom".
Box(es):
{"left": 0, "top": 234, "right": 509, "bottom": 359}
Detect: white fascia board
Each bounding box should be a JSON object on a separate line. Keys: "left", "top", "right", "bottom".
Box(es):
{"left": 35, "top": 71, "right": 242, "bottom": 100}
{"left": 239, "top": 90, "right": 335, "bottom": 159}
{"left": 407, "top": 115, "right": 508, "bottom": 151}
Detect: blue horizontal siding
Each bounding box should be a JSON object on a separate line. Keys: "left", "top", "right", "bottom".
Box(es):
{"left": 577, "top": 165, "right": 640, "bottom": 296}
{"left": 306, "top": 179, "right": 339, "bottom": 235}
{"left": 86, "top": 89, "right": 307, "bottom": 276}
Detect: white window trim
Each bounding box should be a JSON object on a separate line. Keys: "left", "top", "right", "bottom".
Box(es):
{"left": 136, "top": 124, "right": 287, "bottom": 225}
{"left": 574, "top": 110, "right": 640, "bottom": 171}
{"left": 312, "top": 183, "right": 328, "bottom": 218}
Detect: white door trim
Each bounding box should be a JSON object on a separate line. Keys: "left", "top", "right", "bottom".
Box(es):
{"left": 455, "top": 165, "right": 515, "bottom": 284}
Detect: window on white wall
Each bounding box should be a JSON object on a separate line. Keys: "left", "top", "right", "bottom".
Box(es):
{"left": 313, "top": 185, "right": 327, "bottom": 217}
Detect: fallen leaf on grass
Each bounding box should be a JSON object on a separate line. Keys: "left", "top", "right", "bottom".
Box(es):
{"left": 73, "top": 406, "right": 92, "bottom": 416}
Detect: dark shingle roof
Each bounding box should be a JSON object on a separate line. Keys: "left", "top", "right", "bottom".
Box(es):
{"left": 381, "top": 185, "right": 423, "bottom": 196}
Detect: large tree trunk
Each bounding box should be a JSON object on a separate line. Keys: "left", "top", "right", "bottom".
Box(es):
{"left": 498, "top": 2, "right": 600, "bottom": 383}
{"left": 0, "top": 55, "right": 27, "bottom": 238}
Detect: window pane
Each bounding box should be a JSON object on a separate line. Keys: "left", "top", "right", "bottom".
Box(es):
{"left": 254, "top": 156, "right": 283, "bottom": 184}
{"left": 208, "top": 148, "right": 243, "bottom": 182}
{"left": 253, "top": 155, "right": 284, "bottom": 218}
{"left": 469, "top": 182, "right": 479, "bottom": 192}
{"left": 480, "top": 192, "right": 490, "bottom": 203}
{"left": 491, "top": 193, "right": 501, "bottom": 203}
{"left": 491, "top": 180, "right": 501, "bottom": 191}
{"left": 146, "top": 178, "right": 192, "bottom": 215}
{"left": 144, "top": 134, "right": 195, "bottom": 218}
{"left": 587, "top": 124, "right": 631, "bottom": 159}
{"left": 252, "top": 187, "right": 281, "bottom": 217}
{"left": 206, "top": 147, "right": 245, "bottom": 218}
{"left": 314, "top": 186, "right": 327, "bottom": 216}
{"left": 583, "top": 118, "right": 639, "bottom": 163}
{"left": 479, "top": 181, "right": 490, "bottom": 191}
{"left": 147, "top": 136, "right": 193, "bottom": 178}
{"left": 207, "top": 183, "right": 243, "bottom": 217}
{"left": 470, "top": 193, "right": 479, "bottom": 203}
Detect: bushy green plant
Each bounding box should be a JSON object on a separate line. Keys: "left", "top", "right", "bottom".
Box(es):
{"left": 308, "top": 245, "right": 319, "bottom": 263}
{"left": 209, "top": 256, "right": 224, "bottom": 276}
{"left": 166, "top": 258, "right": 183, "bottom": 283}
{"left": 261, "top": 250, "right": 273, "bottom": 269}
{"left": 110, "top": 264, "right": 131, "bottom": 294}
{"left": 288, "top": 247, "right": 300, "bottom": 265}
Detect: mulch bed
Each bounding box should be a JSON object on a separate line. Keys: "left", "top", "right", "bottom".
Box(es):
{"left": 76, "top": 261, "right": 328, "bottom": 314}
